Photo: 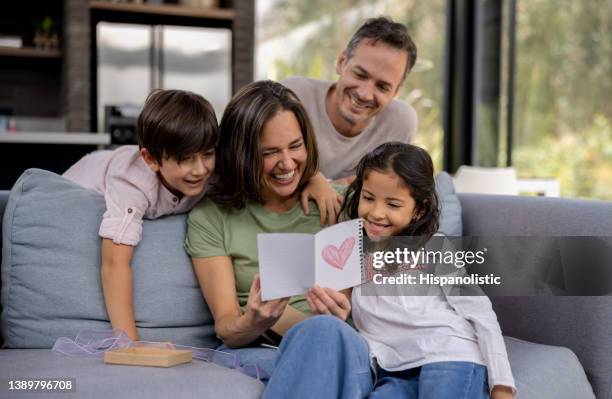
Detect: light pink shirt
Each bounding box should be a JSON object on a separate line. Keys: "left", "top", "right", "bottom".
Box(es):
{"left": 63, "top": 145, "right": 205, "bottom": 246}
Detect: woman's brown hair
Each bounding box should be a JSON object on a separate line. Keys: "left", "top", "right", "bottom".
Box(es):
{"left": 209, "top": 80, "right": 319, "bottom": 209}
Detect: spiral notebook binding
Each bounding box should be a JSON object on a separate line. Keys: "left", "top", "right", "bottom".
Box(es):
{"left": 358, "top": 218, "right": 364, "bottom": 281}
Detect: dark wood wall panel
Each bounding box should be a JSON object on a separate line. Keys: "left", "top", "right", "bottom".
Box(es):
{"left": 0, "top": 59, "right": 62, "bottom": 117}
{"left": 63, "top": 0, "right": 91, "bottom": 132}
{"left": 231, "top": 0, "right": 255, "bottom": 92}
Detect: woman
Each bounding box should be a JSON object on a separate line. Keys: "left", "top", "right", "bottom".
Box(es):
{"left": 185, "top": 80, "right": 350, "bottom": 376}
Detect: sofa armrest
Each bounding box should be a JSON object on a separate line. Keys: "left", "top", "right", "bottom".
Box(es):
{"left": 493, "top": 297, "right": 609, "bottom": 399}
{"left": 1, "top": 190, "right": 9, "bottom": 347}
{"left": 459, "top": 193, "right": 612, "bottom": 399}
{"left": 459, "top": 193, "right": 612, "bottom": 236}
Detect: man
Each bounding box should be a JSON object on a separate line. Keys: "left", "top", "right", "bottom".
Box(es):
{"left": 283, "top": 16, "right": 418, "bottom": 183}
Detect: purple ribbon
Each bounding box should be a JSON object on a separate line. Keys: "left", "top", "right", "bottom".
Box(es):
{"left": 52, "top": 329, "right": 269, "bottom": 381}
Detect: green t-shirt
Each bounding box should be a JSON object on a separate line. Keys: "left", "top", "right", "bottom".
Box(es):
{"left": 185, "top": 197, "right": 331, "bottom": 314}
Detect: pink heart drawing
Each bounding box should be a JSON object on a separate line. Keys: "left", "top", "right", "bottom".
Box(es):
{"left": 322, "top": 236, "right": 356, "bottom": 270}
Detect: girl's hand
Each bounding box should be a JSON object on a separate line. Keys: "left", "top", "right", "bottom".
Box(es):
{"left": 301, "top": 172, "right": 343, "bottom": 226}
{"left": 306, "top": 285, "right": 351, "bottom": 321}
{"left": 491, "top": 385, "right": 514, "bottom": 399}
{"left": 243, "top": 274, "right": 290, "bottom": 331}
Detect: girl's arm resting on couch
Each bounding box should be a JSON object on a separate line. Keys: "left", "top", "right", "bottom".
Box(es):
{"left": 192, "top": 256, "right": 289, "bottom": 348}
{"left": 446, "top": 294, "right": 517, "bottom": 396}
{"left": 101, "top": 239, "right": 139, "bottom": 341}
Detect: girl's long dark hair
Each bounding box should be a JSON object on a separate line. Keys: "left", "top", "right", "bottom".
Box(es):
{"left": 340, "top": 142, "right": 440, "bottom": 240}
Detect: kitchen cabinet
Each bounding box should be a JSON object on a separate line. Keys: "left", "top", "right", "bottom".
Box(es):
{"left": 0, "top": 0, "right": 254, "bottom": 189}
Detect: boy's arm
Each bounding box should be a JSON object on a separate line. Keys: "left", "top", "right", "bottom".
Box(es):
{"left": 101, "top": 239, "right": 139, "bottom": 341}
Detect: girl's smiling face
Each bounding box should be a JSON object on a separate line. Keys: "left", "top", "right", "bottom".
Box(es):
{"left": 358, "top": 169, "right": 417, "bottom": 238}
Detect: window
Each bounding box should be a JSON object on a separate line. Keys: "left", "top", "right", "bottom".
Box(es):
{"left": 511, "top": 0, "right": 612, "bottom": 199}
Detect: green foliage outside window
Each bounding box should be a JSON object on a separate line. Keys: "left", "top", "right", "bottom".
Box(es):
{"left": 514, "top": 0, "right": 612, "bottom": 199}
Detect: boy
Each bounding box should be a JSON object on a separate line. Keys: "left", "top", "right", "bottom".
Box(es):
{"left": 63, "top": 89, "right": 218, "bottom": 340}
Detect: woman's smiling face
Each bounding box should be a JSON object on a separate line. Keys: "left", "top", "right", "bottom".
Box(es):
{"left": 358, "top": 169, "right": 417, "bottom": 238}
{"left": 259, "top": 109, "right": 308, "bottom": 207}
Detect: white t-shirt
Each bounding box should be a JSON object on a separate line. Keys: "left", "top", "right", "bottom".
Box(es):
{"left": 352, "top": 236, "right": 517, "bottom": 395}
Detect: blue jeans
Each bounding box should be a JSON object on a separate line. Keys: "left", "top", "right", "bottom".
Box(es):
{"left": 369, "top": 361, "right": 490, "bottom": 399}
{"left": 262, "top": 315, "right": 373, "bottom": 399}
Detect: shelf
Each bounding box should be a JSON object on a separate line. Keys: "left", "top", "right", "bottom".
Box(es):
{"left": 0, "top": 132, "right": 111, "bottom": 145}
{"left": 0, "top": 46, "right": 62, "bottom": 59}
{"left": 89, "top": 1, "right": 234, "bottom": 20}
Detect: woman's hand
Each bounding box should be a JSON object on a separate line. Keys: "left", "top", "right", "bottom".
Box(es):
{"left": 243, "top": 274, "right": 290, "bottom": 331}
{"left": 306, "top": 285, "right": 351, "bottom": 321}
{"left": 491, "top": 385, "right": 514, "bottom": 399}
{"left": 193, "top": 257, "right": 285, "bottom": 348}
{"left": 301, "top": 172, "right": 343, "bottom": 226}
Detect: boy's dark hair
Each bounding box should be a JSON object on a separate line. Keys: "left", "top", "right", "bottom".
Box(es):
{"left": 137, "top": 89, "right": 218, "bottom": 163}
{"left": 209, "top": 80, "right": 319, "bottom": 209}
{"left": 346, "top": 16, "right": 417, "bottom": 82}
{"left": 341, "top": 142, "right": 439, "bottom": 239}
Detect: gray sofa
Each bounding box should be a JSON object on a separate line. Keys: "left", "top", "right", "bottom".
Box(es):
{"left": 1, "top": 169, "right": 609, "bottom": 399}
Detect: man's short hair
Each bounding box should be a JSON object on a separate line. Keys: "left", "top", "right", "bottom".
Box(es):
{"left": 345, "top": 16, "right": 417, "bottom": 81}
{"left": 137, "top": 89, "right": 218, "bottom": 164}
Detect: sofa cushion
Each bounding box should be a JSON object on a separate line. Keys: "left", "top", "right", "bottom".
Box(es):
{"left": 436, "top": 171, "right": 462, "bottom": 236}
{"left": 0, "top": 339, "right": 593, "bottom": 399}
{"left": 1, "top": 169, "right": 217, "bottom": 348}
{"left": 0, "top": 349, "right": 263, "bottom": 399}
{"left": 505, "top": 336, "right": 595, "bottom": 399}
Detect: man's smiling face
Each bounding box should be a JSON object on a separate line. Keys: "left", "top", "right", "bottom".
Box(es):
{"left": 329, "top": 39, "right": 408, "bottom": 136}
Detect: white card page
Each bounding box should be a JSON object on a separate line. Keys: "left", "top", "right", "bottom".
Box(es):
{"left": 258, "top": 233, "right": 314, "bottom": 301}
{"left": 315, "top": 219, "right": 362, "bottom": 291}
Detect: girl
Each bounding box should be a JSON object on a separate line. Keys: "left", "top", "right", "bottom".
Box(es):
{"left": 263, "top": 142, "right": 516, "bottom": 398}
{"left": 347, "top": 142, "right": 515, "bottom": 398}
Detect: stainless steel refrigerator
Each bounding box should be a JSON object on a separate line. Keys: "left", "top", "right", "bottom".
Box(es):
{"left": 96, "top": 22, "right": 231, "bottom": 135}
